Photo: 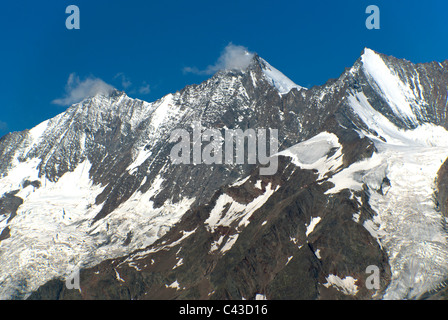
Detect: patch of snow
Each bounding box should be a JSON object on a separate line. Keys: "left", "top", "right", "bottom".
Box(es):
{"left": 278, "top": 132, "right": 344, "bottom": 180}
{"left": 128, "top": 262, "right": 142, "bottom": 272}
{"left": 323, "top": 274, "right": 359, "bottom": 296}
{"left": 127, "top": 149, "right": 152, "bottom": 173}
{"left": 126, "top": 228, "right": 197, "bottom": 262}
{"left": 99, "top": 175, "right": 196, "bottom": 251}
{"left": 220, "top": 234, "right": 239, "bottom": 253}
{"left": 250, "top": 71, "right": 257, "bottom": 88}
{"left": 363, "top": 219, "right": 384, "bottom": 248}
{"left": 209, "top": 235, "right": 225, "bottom": 254}
{"left": 166, "top": 280, "right": 181, "bottom": 290}
{"left": 231, "top": 175, "right": 250, "bottom": 187}
{"left": 173, "top": 258, "right": 184, "bottom": 270}
{"left": 305, "top": 217, "right": 321, "bottom": 237}
{"left": 0, "top": 158, "right": 42, "bottom": 198}
{"left": 205, "top": 183, "right": 279, "bottom": 231}
{"left": 114, "top": 269, "right": 125, "bottom": 283}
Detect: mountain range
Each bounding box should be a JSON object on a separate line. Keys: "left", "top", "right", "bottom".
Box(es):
{"left": 1, "top": 48, "right": 448, "bottom": 300}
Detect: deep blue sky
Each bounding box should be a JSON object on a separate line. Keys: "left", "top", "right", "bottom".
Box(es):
{"left": 1, "top": 0, "right": 447, "bottom": 135}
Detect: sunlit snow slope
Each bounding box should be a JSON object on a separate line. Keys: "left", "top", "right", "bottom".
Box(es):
{"left": 329, "top": 97, "right": 448, "bottom": 299}
{"left": 326, "top": 49, "right": 448, "bottom": 299}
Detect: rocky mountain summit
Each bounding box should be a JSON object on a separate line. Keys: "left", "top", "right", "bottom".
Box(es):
{"left": 1, "top": 48, "right": 448, "bottom": 300}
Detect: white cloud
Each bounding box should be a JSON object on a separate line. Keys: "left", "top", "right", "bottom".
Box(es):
{"left": 114, "top": 72, "right": 132, "bottom": 89}
{"left": 52, "top": 73, "right": 115, "bottom": 106}
{"left": 138, "top": 82, "right": 151, "bottom": 94}
{"left": 183, "top": 43, "right": 255, "bottom": 75}
{"left": 112, "top": 73, "right": 151, "bottom": 95}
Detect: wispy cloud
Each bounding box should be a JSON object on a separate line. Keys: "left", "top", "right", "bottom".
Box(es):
{"left": 52, "top": 73, "right": 115, "bottom": 106}
{"left": 138, "top": 82, "right": 151, "bottom": 94}
{"left": 112, "top": 73, "right": 151, "bottom": 96}
{"left": 183, "top": 43, "right": 255, "bottom": 75}
{"left": 113, "top": 72, "right": 132, "bottom": 89}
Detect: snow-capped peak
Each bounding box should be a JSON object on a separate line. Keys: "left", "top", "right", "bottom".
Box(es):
{"left": 258, "top": 57, "right": 305, "bottom": 94}
{"left": 360, "top": 48, "right": 422, "bottom": 125}
{"left": 361, "top": 48, "right": 428, "bottom": 124}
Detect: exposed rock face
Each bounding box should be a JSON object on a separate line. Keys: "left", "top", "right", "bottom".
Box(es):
{"left": 1, "top": 48, "right": 448, "bottom": 300}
